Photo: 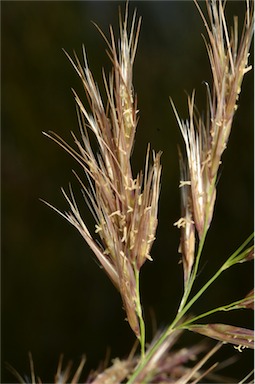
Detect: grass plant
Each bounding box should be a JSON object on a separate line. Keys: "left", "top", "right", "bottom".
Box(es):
{"left": 12, "top": 0, "right": 254, "bottom": 382}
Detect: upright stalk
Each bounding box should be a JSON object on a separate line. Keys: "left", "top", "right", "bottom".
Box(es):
{"left": 127, "top": 234, "right": 253, "bottom": 383}
{"left": 134, "top": 268, "right": 145, "bottom": 359}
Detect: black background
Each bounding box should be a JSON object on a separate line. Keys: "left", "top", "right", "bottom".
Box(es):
{"left": 2, "top": 1, "right": 254, "bottom": 382}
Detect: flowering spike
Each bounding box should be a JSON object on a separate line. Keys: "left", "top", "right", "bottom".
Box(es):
{"left": 173, "top": 0, "right": 253, "bottom": 250}
{"left": 43, "top": 4, "right": 161, "bottom": 339}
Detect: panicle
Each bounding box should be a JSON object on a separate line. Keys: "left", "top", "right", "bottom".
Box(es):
{"left": 197, "top": 0, "right": 254, "bottom": 180}
{"left": 173, "top": 0, "right": 253, "bottom": 282}
{"left": 44, "top": 4, "right": 161, "bottom": 338}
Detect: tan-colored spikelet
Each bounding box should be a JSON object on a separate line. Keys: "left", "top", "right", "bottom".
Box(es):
{"left": 173, "top": 0, "right": 253, "bottom": 282}
{"left": 43, "top": 4, "right": 161, "bottom": 338}
{"left": 174, "top": 148, "right": 195, "bottom": 286}
{"left": 189, "top": 323, "right": 254, "bottom": 350}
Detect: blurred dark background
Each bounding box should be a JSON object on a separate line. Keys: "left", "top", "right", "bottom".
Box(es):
{"left": 1, "top": 1, "right": 253, "bottom": 382}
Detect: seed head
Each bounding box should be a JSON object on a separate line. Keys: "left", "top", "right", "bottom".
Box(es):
{"left": 43, "top": 4, "right": 161, "bottom": 338}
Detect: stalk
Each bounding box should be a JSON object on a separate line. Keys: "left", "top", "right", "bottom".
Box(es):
{"left": 134, "top": 267, "right": 146, "bottom": 360}
{"left": 127, "top": 233, "right": 253, "bottom": 383}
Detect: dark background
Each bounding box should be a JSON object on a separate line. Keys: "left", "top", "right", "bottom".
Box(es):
{"left": 1, "top": 1, "right": 253, "bottom": 382}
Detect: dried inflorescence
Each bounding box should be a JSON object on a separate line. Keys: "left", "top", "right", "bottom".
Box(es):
{"left": 173, "top": 0, "right": 254, "bottom": 285}
{"left": 43, "top": 5, "right": 161, "bottom": 338}
{"left": 38, "top": 0, "right": 254, "bottom": 383}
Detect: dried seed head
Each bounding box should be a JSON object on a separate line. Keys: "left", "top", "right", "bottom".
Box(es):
{"left": 173, "top": 0, "right": 253, "bottom": 259}
{"left": 44, "top": 4, "right": 161, "bottom": 338}
{"left": 196, "top": 0, "right": 254, "bottom": 180}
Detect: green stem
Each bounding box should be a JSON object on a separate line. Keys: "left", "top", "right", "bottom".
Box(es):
{"left": 176, "top": 233, "right": 254, "bottom": 328}
{"left": 180, "top": 297, "right": 249, "bottom": 328}
{"left": 178, "top": 226, "right": 208, "bottom": 314}
{"left": 128, "top": 234, "right": 253, "bottom": 383}
{"left": 127, "top": 210, "right": 210, "bottom": 384}
{"left": 134, "top": 268, "right": 145, "bottom": 360}
{"left": 221, "top": 233, "right": 254, "bottom": 269}
{"left": 127, "top": 261, "right": 221, "bottom": 384}
{"left": 127, "top": 328, "right": 173, "bottom": 384}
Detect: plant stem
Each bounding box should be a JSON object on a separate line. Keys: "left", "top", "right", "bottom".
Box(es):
{"left": 221, "top": 233, "right": 254, "bottom": 269}
{"left": 127, "top": 261, "right": 218, "bottom": 383}
{"left": 180, "top": 297, "right": 252, "bottom": 328}
{"left": 178, "top": 226, "right": 208, "bottom": 314}
{"left": 175, "top": 233, "right": 254, "bottom": 329}
{"left": 127, "top": 328, "right": 173, "bottom": 384}
{"left": 127, "top": 215, "right": 209, "bottom": 383}
{"left": 134, "top": 267, "right": 145, "bottom": 360}
{"left": 127, "top": 234, "right": 253, "bottom": 383}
